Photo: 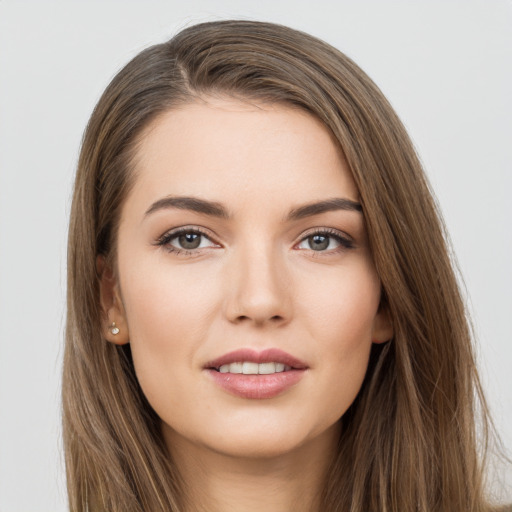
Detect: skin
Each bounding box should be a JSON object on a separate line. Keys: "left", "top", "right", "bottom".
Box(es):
{"left": 100, "top": 97, "right": 393, "bottom": 512}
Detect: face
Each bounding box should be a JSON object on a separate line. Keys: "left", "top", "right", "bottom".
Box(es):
{"left": 102, "top": 97, "right": 392, "bottom": 460}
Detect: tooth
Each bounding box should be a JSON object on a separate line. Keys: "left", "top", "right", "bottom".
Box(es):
{"left": 242, "top": 362, "right": 259, "bottom": 374}
{"left": 229, "top": 362, "right": 243, "bottom": 374}
{"left": 218, "top": 361, "right": 292, "bottom": 374}
{"left": 258, "top": 362, "right": 276, "bottom": 374}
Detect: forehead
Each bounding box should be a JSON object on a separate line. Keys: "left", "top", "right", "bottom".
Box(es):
{"left": 128, "top": 97, "right": 359, "bottom": 214}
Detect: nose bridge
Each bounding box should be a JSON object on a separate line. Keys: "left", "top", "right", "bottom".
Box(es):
{"left": 225, "top": 234, "right": 291, "bottom": 325}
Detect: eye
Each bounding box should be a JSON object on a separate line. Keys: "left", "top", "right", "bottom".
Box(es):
{"left": 156, "top": 227, "right": 219, "bottom": 254}
{"left": 174, "top": 232, "right": 207, "bottom": 250}
{"left": 295, "top": 229, "right": 354, "bottom": 252}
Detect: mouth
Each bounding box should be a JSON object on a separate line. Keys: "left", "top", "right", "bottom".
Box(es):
{"left": 204, "top": 348, "right": 308, "bottom": 399}
{"left": 215, "top": 361, "right": 293, "bottom": 374}
{"left": 204, "top": 348, "right": 307, "bottom": 373}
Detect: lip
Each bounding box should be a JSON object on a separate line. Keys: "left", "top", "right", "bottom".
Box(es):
{"left": 204, "top": 348, "right": 308, "bottom": 400}
{"left": 204, "top": 348, "right": 308, "bottom": 370}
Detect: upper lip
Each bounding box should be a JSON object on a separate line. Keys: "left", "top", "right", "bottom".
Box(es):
{"left": 204, "top": 348, "right": 308, "bottom": 370}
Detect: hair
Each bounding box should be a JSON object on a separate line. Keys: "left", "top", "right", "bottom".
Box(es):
{"left": 64, "top": 19, "right": 500, "bottom": 512}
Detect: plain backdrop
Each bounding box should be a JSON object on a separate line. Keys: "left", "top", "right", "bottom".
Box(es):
{"left": 0, "top": 1, "right": 511, "bottom": 510}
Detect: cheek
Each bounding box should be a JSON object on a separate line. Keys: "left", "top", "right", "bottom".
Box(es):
{"left": 294, "top": 261, "right": 380, "bottom": 412}
{"left": 297, "top": 260, "right": 381, "bottom": 347}
{"left": 121, "top": 257, "right": 220, "bottom": 336}
{"left": 118, "top": 259, "right": 221, "bottom": 397}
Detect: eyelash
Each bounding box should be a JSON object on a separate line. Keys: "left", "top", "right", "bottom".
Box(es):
{"left": 154, "top": 226, "right": 355, "bottom": 256}
{"left": 155, "top": 226, "right": 217, "bottom": 256}
{"left": 296, "top": 228, "right": 355, "bottom": 254}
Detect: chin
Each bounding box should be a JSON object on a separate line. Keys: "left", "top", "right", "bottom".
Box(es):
{"left": 194, "top": 415, "right": 341, "bottom": 462}
{"left": 208, "top": 433, "right": 305, "bottom": 460}
{"left": 160, "top": 398, "right": 345, "bottom": 463}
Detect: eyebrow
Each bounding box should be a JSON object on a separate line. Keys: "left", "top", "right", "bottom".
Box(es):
{"left": 286, "top": 198, "right": 362, "bottom": 221}
{"left": 144, "top": 195, "right": 362, "bottom": 220}
{"left": 145, "top": 196, "right": 229, "bottom": 218}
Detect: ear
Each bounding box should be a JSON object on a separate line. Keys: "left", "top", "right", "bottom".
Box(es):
{"left": 97, "top": 255, "right": 130, "bottom": 345}
{"left": 371, "top": 303, "right": 393, "bottom": 344}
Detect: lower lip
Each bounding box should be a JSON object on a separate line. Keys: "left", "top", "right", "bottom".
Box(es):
{"left": 206, "top": 369, "right": 306, "bottom": 399}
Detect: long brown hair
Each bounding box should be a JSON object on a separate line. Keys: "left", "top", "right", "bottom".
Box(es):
{"left": 64, "top": 20, "right": 498, "bottom": 511}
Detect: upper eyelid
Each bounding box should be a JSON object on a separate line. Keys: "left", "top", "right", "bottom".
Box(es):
{"left": 297, "top": 226, "right": 353, "bottom": 241}
{"left": 158, "top": 225, "right": 218, "bottom": 242}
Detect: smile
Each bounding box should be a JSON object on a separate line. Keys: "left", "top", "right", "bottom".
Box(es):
{"left": 217, "top": 362, "right": 292, "bottom": 374}
{"left": 205, "top": 348, "right": 307, "bottom": 399}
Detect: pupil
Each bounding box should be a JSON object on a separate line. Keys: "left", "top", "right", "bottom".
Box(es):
{"left": 178, "top": 232, "right": 201, "bottom": 249}
{"left": 309, "top": 235, "right": 329, "bottom": 251}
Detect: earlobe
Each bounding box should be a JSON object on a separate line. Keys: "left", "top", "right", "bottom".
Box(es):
{"left": 371, "top": 305, "right": 393, "bottom": 344}
{"left": 97, "top": 255, "right": 130, "bottom": 345}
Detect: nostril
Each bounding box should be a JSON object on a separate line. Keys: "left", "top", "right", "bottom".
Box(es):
{"left": 233, "top": 314, "right": 284, "bottom": 325}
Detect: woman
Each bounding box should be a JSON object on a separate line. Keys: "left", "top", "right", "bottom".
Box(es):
{"left": 63, "top": 20, "right": 503, "bottom": 511}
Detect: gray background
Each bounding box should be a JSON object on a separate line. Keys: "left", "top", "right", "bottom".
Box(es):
{"left": 1, "top": 1, "right": 511, "bottom": 510}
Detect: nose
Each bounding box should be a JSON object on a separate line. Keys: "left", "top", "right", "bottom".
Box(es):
{"left": 224, "top": 242, "right": 292, "bottom": 327}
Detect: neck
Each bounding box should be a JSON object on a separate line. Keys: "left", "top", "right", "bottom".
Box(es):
{"left": 164, "top": 424, "right": 340, "bottom": 512}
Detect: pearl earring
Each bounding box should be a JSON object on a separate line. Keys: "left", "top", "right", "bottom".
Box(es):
{"left": 110, "top": 322, "right": 120, "bottom": 335}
